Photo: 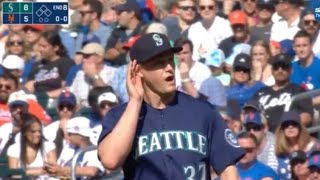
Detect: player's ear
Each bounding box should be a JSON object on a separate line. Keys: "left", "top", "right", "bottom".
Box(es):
{"left": 136, "top": 64, "right": 144, "bottom": 77}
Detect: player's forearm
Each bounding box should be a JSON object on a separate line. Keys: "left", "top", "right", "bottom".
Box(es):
{"left": 219, "top": 165, "right": 240, "bottom": 180}
{"left": 98, "top": 99, "right": 142, "bottom": 170}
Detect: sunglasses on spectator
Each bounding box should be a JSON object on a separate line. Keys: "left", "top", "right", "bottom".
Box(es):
{"left": 245, "top": 124, "right": 264, "bottom": 132}
{"left": 243, "top": 0, "right": 256, "bottom": 3}
{"left": 8, "top": 40, "right": 23, "bottom": 46}
{"left": 199, "top": 5, "right": 215, "bottom": 11}
{"left": 179, "top": 6, "right": 196, "bottom": 11}
{"left": 232, "top": 24, "right": 246, "bottom": 31}
{"left": 281, "top": 121, "right": 300, "bottom": 129}
{"left": 291, "top": 159, "right": 306, "bottom": 167}
{"left": 0, "top": 84, "right": 12, "bottom": 90}
{"left": 304, "top": 20, "right": 318, "bottom": 26}
{"left": 82, "top": 53, "right": 95, "bottom": 59}
{"left": 309, "top": 166, "right": 320, "bottom": 174}
{"left": 99, "top": 101, "right": 117, "bottom": 109}
{"left": 243, "top": 147, "right": 255, "bottom": 153}
{"left": 257, "top": 5, "right": 275, "bottom": 11}
{"left": 234, "top": 67, "right": 250, "bottom": 73}
{"left": 10, "top": 104, "right": 27, "bottom": 111}
{"left": 272, "top": 62, "right": 291, "bottom": 71}
{"left": 80, "top": 10, "right": 93, "bottom": 16}
{"left": 58, "top": 104, "right": 75, "bottom": 111}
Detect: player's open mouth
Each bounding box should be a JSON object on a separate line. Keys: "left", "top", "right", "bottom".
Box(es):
{"left": 165, "top": 76, "right": 174, "bottom": 82}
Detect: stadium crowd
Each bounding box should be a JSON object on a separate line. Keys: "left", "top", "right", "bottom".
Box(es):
{"left": 0, "top": 0, "right": 320, "bottom": 179}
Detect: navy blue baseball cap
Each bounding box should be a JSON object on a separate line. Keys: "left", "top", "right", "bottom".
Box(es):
{"left": 245, "top": 112, "right": 263, "bottom": 125}
{"left": 271, "top": 53, "right": 293, "bottom": 66}
{"left": 233, "top": 53, "right": 251, "bottom": 69}
{"left": 290, "top": 150, "right": 307, "bottom": 166}
{"left": 114, "top": 0, "right": 142, "bottom": 17}
{"left": 243, "top": 99, "right": 261, "bottom": 112}
{"left": 129, "top": 33, "right": 182, "bottom": 64}
{"left": 309, "top": 154, "right": 320, "bottom": 168}
{"left": 280, "top": 111, "right": 300, "bottom": 124}
{"left": 58, "top": 91, "right": 77, "bottom": 106}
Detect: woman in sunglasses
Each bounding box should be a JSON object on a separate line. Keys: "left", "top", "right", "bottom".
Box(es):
{"left": 289, "top": 151, "right": 310, "bottom": 180}
{"left": 275, "top": 111, "right": 320, "bottom": 180}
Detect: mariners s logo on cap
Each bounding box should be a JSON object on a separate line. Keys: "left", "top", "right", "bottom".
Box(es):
{"left": 153, "top": 34, "right": 163, "bottom": 46}
{"left": 225, "top": 129, "right": 240, "bottom": 148}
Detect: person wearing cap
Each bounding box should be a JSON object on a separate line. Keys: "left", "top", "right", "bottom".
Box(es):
{"left": 289, "top": 150, "right": 310, "bottom": 180}
{"left": 270, "top": 0, "right": 302, "bottom": 42}
{"left": 204, "top": 49, "right": 231, "bottom": 86}
{"left": 308, "top": 150, "right": 320, "bottom": 180}
{"left": 244, "top": 111, "right": 278, "bottom": 172}
{"left": 300, "top": 8, "right": 320, "bottom": 59}
{"left": 105, "top": 0, "right": 144, "bottom": 66}
{"left": 45, "top": 117, "right": 105, "bottom": 179}
{"left": 23, "top": 25, "right": 44, "bottom": 46}
{"left": 237, "top": 131, "right": 279, "bottom": 180}
{"left": 173, "top": 37, "right": 211, "bottom": 98}
{"left": 291, "top": 30, "right": 320, "bottom": 92}
{"left": 275, "top": 111, "right": 320, "bottom": 179}
{"left": 250, "top": 0, "right": 275, "bottom": 44}
{"left": 225, "top": 53, "right": 265, "bottom": 108}
{"left": 25, "top": 31, "right": 74, "bottom": 108}
{"left": 239, "top": 0, "right": 258, "bottom": 27}
{"left": 69, "top": 42, "right": 116, "bottom": 107}
{"left": 75, "top": 0, "right": 112, "bottom": 54}
{"left": 188, "top": 0, "right": 233, "bottom": 61}
{"left": 1, "top": 54, "right": 25, "bottom": 83}
{"left": 218, "top": 10, "right": 259, "bottom": 58}
{"left": 251, "top": 53, "right": 313, "bottom": 132}
{"left": 98, "top": 33, "right": 245, "bottom": 179}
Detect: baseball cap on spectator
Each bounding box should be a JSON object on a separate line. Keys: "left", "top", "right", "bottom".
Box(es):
{"left": 245, "top": 112, "right": 263, "bottom": 126}
{"left": 271, "top": 53, "right": 293, "bottom": 66}
{"left": 23, "top": 25, "right": 45, "bottom": 32}
{"left": 205, "top": 49, "right": 225, "bottom": 68}
{"left": 130, "top": 33, "right": 182, "bottom": 64}
{"left": 289, "top": 150, "right": 307, "bottom": 166}
{"left": 229, "top": 10, "right": 248, "bottom": 25}
{"left": 280, "top": 111, "right": 300, "bottom": 124}
{"left": 225, "top": 43, "right": 251, "bottom": 65}
{"left": 8, "top": 91, "right": 29, "bottom": 108}
{"left": 257, "top": 0, "right": 275, "bottom": 6}
{"left": 58, "top": 90, "right": 77, "bottom": 106}
{"left": 98, "top": 92, "right": 119, "bottom": 105}
{"left": 243, "top": 99, "right": 261, "bottom": 112}
{"left": 123, "top": 36, "right": 140, "bottom": 50}
{"left": 1, "top": 55, "right": 25, "bottom": 71}
{"left": 82, "top": 34, "right": 101, "bottom": 47}
{"left": 114, "top": 0, "right": 141, "bottom": 17}
{"left": 78, "top": 43, "right": 104, "bottom": 57}
{"left": 309, "top": 153, "right": 320, "bottom": 168}
{"left": 66, "top": 117, "right": 92, "bottom": 137}
{"left": 233, "top": 53, "right": 251, "bottom": 69}
{"left": 280, "top": 39, "right": 295, "bottom": 57}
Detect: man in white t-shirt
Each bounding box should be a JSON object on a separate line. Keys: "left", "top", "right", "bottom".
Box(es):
{"left": 174, "top": 37, "right": 211, "bottom": 98}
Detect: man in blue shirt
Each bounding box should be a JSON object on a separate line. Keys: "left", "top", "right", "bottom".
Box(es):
{"left": 97, "top": 33, "right": 245, "bottom": 179}
{"left": 237, "top": 131, "right": 279, "bottom": 180}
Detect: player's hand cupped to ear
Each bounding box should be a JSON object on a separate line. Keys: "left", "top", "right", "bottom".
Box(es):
{"left": 126, "top": 60, "right": 144, "bottom": 102}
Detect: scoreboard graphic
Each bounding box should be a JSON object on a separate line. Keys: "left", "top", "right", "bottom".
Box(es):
{"left": 2, "top": 2, "right": 68, "bottom": 24}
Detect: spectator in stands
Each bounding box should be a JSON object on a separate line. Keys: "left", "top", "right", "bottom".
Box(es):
{"left": 69, "top": 43, "right": 116, "bottom": 107}
{"left": 289, "top": 151, "right": 310, "bottom": 180}
{"left": 270, "top": 0, "right": 302, "bottom": 42}
{"left": 308, "top": 151, "right": 320, "bottom": 180}
{"left": 244, "top": 111, "right": 278, "bottom": 172}
{"left": 204, "top": 49, "right": 231, "bottom": 86}
{"left": 300, "top": 9, "right": 320, "bottom": 59}
{"left": 0, "top": 73, "right": 19, "bottom": 126}
{"left": 44, "top": 90, "right": 77, "bottom": 160}
{"left": 45, "top": 117, "right": 105, "bottom": 179}
{"left": 7, "top": 113, "right": 56, "bottom": 178}
{"left": 237, "top": 131, "right": 279, "bottom": 179}
{"left": 219, "top": 10, "right": 258, "bottom": 58}
{"left": 1, "top": 55, "right": 25, "bottom": 84}
{"left": 174, "top": 37, "right": 211, "bottom": 97}
{"left": 251, "top": 53, "right": 313, "bottom": 132}
{"left": 162, "top": 0, "right": 197, "bottom": 41}
{"left": 250, "top": 0, "right": 275, "bottom": 44}
{"left": 25, "top": 31, "right": 74, "bottom": 108}
{"left": 75, "top": 0, "right": 112, "bottom": 53}
{"left": 240, "top": 0, "right": 258, "bottom": 26}
{"left": 23, "top": 25, "right": 44, "bottom": 61}
{"left": 225, "top": 53, "right": 265, "bottom": 108}
{"left": 275, "top": 111, "right": 320, "bottom": 179}
{"left": 188, "top": 0, "right": 233, "bottom": 61}
{"left": 105, "top": 0, "right": 144, "bottom": 66}
{"left": 251, "top": 40, "right": 275, "bottom": 86}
